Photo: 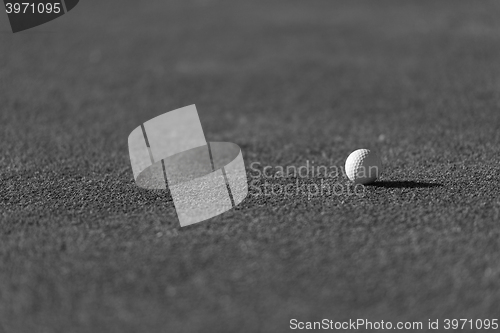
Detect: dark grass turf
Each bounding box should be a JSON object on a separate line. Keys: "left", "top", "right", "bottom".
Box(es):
{"left": 1, "top": 1, "right": 500, "bottom": 332}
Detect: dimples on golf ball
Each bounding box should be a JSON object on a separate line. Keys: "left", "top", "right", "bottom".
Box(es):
{"left": 345, "top": 149, "right": 383, "bottom": 184}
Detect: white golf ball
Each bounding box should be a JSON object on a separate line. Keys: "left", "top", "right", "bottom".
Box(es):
{"left": 345, "top": 149, "right": 383, "bottom": 184}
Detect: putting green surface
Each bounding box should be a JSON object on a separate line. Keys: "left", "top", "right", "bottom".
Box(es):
{"left": 1, "top": 1, "right": 500, "bottom": 332}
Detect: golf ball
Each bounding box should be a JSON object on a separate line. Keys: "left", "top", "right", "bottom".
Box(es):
{"left": 345, "top": 149, "right": 383, "bottom": 184}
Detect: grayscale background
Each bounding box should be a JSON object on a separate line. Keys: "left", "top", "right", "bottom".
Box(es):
{"left": 1, "top": 1, "right": 499, "bottom": 332}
